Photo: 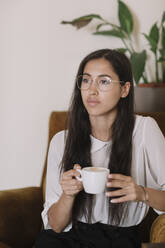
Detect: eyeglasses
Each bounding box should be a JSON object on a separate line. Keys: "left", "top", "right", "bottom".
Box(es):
{"left": 77, "top": 74, "right": 125, "bottom": 92}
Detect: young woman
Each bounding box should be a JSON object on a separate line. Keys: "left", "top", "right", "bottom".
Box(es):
{"left": 35, "top": 49, "right": 165, "bottom": 248}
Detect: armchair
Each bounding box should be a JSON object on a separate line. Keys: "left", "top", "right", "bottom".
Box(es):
{"left": 0, "top": 111, "right": 165, "bottom": 248}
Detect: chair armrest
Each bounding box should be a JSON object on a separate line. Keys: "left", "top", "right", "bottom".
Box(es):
{"left": 150, "top": 214, "right": 165, "bottom": 243}
{"left": 0, "top": 187, "right": 43, "bottom": 248}
{"left": 138, "top": 207, "right": 158, "bottom": 242}
{"left": 0, "top": 242, "right": 11, "bottom": 248}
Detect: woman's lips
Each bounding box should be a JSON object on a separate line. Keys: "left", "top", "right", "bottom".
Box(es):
{"left": 87, "top": 99, "right": 100, "bottom": 106}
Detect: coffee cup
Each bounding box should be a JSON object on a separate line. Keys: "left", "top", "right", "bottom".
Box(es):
{"left": 76, "top": 167, "right": 109, "bottom": 194}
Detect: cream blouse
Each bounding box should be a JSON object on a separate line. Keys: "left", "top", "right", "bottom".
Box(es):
{"left": 42, "top": 115, "right": 165, "bottom": 231}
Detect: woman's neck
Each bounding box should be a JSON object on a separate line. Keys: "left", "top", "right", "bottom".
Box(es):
{"left": 90, "top": 112, "right": 117, "bottom": 142}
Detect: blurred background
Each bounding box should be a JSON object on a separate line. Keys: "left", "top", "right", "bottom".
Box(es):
{"left": 0, "top": 0, "right": 164, "bottom": 190}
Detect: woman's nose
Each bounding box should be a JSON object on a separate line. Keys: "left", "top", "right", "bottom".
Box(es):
{"left": 88, "top": 80, "right": 98, "bottom": 94}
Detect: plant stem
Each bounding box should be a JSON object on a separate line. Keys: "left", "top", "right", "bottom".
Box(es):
{"left": 128, "top": 37, "right": 135, "bottom": 53}
{"left": 121, "top": 38, "right": 132, "bottom": 54}
{"left": 103, "top": 19, "right": 121, "bottom": 30}
{"left": 155, "top": 52, "right": 159, "bottom": 82}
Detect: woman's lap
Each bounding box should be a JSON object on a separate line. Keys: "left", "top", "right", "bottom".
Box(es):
{"left": 35, "top": 222, "right": 141, "bottom": 248}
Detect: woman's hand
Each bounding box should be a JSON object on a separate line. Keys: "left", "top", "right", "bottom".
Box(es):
{"left": 106, "top": 174, "right": 146, "bottom": 203}
{"left": 60, "top": 164, "right": 83, "bottom": 197}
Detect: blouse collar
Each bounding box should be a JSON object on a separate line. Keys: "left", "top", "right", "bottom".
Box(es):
{"left": 90, "top": 135, "right": 112, "bottom": 153}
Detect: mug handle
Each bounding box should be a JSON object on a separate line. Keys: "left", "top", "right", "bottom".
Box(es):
{"left": 75, "top": 168, "right": 82, "bottom": 181}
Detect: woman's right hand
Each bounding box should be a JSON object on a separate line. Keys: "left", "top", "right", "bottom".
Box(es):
{"left": 60, "top": 164, "right": 83, "bottom": 197}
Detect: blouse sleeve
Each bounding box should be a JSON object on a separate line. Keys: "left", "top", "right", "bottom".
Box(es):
{"left": 143, "top": 117, "right": 165, "bottom": 214}
{"left": 41, "top": 131, "right": 65, "bottom": 229}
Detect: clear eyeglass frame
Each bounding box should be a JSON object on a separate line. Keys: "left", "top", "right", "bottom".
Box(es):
{"left": 76, "top": 74, "right": 125, "bottom": 92}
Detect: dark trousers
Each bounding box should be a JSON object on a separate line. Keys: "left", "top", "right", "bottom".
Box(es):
{"left": 35, "top": 221, "right": 141, "bottom": 248}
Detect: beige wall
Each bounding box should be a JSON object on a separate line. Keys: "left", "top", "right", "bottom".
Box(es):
{"left": 0, "top": 0, "right": 164, "bottom": 190}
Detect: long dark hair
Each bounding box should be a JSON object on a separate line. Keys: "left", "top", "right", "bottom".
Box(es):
{"left": 61, "top": 49, "right": 135, "bottom": 225}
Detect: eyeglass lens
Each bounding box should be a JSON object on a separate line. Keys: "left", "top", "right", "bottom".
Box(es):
{"left": 77, "top": 75, "right": 112, "bottom": 91}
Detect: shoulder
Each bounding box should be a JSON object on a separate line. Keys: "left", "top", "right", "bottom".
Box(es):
{"left": 47, "top": 130, "right": 67, "bottom": 164}
{"left": 133, "top": 115, "right": 164, "bottom": 145}
{"left": 134, "top": 115, "right": 159, "bottom": 134}
{"left": 49, "top": 130, "right": 67, "bottom": 152}
{"left": 50, "top": 130, "right": 66, "bottom": 143}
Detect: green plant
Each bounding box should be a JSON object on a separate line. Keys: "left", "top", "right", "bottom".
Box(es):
{"left": 61, "top": 0, "right": 165, "bottom": 85}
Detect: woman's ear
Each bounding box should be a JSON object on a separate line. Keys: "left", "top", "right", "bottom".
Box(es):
{"left": 121, "top": 82, "right": 131, "bottom": 98}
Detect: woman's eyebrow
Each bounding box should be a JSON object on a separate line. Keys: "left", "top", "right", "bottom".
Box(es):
{"left": 82, "top": 73, "right": 111, "bottom": 78}
{"left": 98, "top": 74, "right": 111, "bottom": 78}
{"left": 82, "top": 73, "right": 91, "bottom": 76}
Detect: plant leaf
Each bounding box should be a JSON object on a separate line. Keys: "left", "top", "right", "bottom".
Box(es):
{"left": 143, "top": 23, "right": 159, "bottom": 54}
{"left": 150, "top": 23, "right": 159, "bottom": 44}
{"left": 93, "top": 29, "right": 125, "bottom": 38}
{"left": 161, "top": 11, "right": 165, "bottom": 24}
{"left": 130, "top": 50, "right": 146, "bottom": 84}
{"left": 61, "top": 14, "right": 103, "bottom": 29}
{"left": 118, "top": 0, "right": 133, "bottom": 36}
{"left": 163, "top": 68, "right": 165, "bottom": 82}
{"left": 116, "top": 48, "right": 128, "bottom": 53}
{"left": 159, "top": 49, "right": 165, "bottom": 60}
{"left": 157, "top": 58, "right": 165, "bottom": 62}
{"left": 143, "top": 33, "right": 155, "bottom": 52}
{"left": 162, "top": 26, "right": 165, "bottom": 49}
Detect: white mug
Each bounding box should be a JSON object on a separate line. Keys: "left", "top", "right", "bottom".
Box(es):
{"left": 76, "top": 167, "right": 109, "bottom": 194}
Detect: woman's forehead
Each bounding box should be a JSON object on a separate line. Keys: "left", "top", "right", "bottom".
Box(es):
{"left": 83, "top": 58, "right": 118, "bottom": 79}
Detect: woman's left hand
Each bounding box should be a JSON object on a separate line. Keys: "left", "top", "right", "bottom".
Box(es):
{"left": 106, "top": 174, "right": 145, "bottom": 203}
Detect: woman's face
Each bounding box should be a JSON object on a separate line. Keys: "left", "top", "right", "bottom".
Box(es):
{"left": 80, "top": 58, "right": 130, "bottom": 118}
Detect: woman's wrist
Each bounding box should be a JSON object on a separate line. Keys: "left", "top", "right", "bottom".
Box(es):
{"left": 139, "top": 185, "right": 149, "bottom": 202}
{"left": 62, "top": 192, "right": 76, "bottom": 201}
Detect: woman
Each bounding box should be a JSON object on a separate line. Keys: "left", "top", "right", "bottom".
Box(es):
{"left": 35, "top": 49, "right": 165, "bottom": 248}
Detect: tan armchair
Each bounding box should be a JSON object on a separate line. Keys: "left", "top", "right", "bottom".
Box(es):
{"left": 0, "top": 111, "right": 165, "bottom": 248}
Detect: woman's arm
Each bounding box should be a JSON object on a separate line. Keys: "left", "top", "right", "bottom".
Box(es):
{"left": 48, "top": 192, "right": 75, "bottom": 233}
{"left": 43, "top": 132, "right": 83, "bottom": 232}
{"left": 48, "top": 165, "right": 83, "bottom": 233}
{"left": 142, "top": 187, "right": 165, "bottom": 211}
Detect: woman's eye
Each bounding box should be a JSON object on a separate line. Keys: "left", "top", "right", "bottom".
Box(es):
{"left": 100, "top": 79, "right": 110, "bottom": 85}
{"left": 82, "top": 78, "right": 90, "bottom": 84}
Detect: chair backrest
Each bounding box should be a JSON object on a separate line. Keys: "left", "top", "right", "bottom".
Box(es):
{"left": 41, "top": 111, "right": 68, "bottom": 199}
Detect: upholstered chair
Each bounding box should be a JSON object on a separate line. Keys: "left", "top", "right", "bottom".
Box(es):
{"left": 0, "top": 111, "right": 165, "bottom": 248}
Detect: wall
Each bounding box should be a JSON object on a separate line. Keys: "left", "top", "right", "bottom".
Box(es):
{"left": 0, "top": 0, "right": 164, "bottom": 190}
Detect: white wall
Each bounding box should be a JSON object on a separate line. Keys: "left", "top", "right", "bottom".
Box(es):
{"left": 0, "top": 0, "right": 164, "bottom": 190}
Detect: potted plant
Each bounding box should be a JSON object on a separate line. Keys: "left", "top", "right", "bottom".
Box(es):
{"left": 61, "top": 0, "right": 165, "bottom": 112}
